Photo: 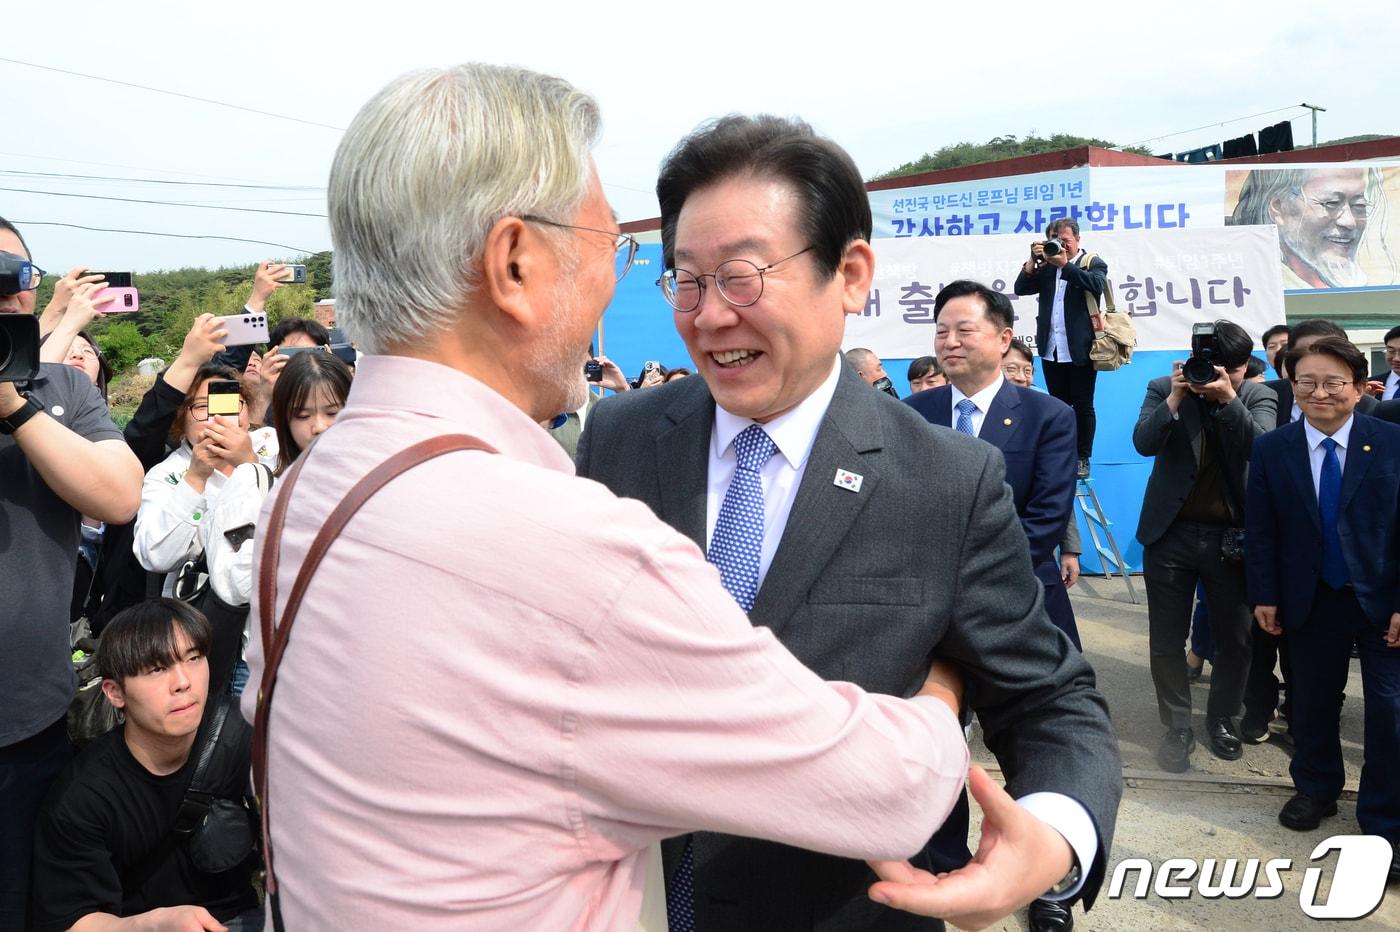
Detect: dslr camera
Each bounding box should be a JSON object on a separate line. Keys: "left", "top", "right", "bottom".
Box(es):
{"left": 1182, "top": 322, "right": 1221, "bottom": 386}
{"left": 0, "top": 252, "right": 41, "bottom": 383}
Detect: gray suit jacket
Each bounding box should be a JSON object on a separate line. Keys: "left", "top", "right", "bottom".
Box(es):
{"left": 577, "top": 365, "right": 1121, "bottom": 931}
{"left": 1132, "top": 377, "right": 1277, "bottom": 547}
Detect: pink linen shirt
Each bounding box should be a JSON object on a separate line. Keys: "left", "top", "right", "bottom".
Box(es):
{"left": 240, "top": 355, "right": 968, "bottom": 930}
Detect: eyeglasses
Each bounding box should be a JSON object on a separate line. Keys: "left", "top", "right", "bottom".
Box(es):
{"left": 1384, "top": 347, "right": 1400, "bottom": 358}
{"left": 1293, "top": 378, "right": 1352, "bottom": 396}
{"left": 657, "top": 246, "right": 814, "bottom": 313}
{"left": 520, "top": 216, "right": 639, "bottom": 281}
{"left": 187, "top": 399, "right": 247, "bottom": 421}
{"left": 21, "top": 265, "right": 45, "bottom": 291}
{"left": 1306, "top": 197, "right": 1371, "bottom": 220}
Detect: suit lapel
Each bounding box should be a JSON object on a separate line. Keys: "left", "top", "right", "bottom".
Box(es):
{"left": 1339, "top": 416, "right": 1375, "bottom": 514}
{"left": 655, "top": 383, "right": 715, "bottom": 552}
{"left": 752, "top": 367, "right": 883, "bottom": 638}
{"left": 976, "top": 380, "right": 1022, "bottom": 449}
{"left": 1282, "top": 423, "right": 1322, "bottom": 533}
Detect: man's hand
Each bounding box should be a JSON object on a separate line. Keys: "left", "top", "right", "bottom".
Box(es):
{"left": 917, "top": 657, "right": 963, "bottom": 720}
{"left": 203, "top": 417, "right": 255, "bottom": 469}
{"left": 1060, "top": 552, "right": 1081, "bottom": 589}
{"left": 595, "top": 355, "right": 629, "bottom": 392}
{"left": 1254, "top": 605, "right": 1281, "bottom": 636}
{"left": 249, "top": 260, "right": 289, "bottom": 310}
{"left": 1190, "top": 365, "right": 1237, "bottom": 405}
{"left": 1045, "top": 251, "right": 1069, "bottom": 269}
{"left": 1385, "top": 613, "right": 1400, "bottom": 648}
{"left": 1165, "top": 361, "right": 1191, "bottom": 412}
{"left": 0, "top": 380, "right": 24, "bottom": 416}
{"left": 868, "top": 766, "right": 1075, "bottom": 929}
{"left": 1365, "top": 380, "right": 1386, "bottom": 398}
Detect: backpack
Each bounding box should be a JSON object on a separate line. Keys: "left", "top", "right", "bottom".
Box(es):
{"left": 1080, "top": 251, "right": 1136, "bottom": 371}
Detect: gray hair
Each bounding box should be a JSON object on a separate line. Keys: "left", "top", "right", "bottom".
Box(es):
{"left": 844, "top": 347, "right": 878, "bottom": 372}
{"left": 329, "top": 64, "right": 601, "bottom": 354}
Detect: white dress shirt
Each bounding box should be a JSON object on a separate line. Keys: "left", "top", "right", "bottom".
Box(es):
{"left": 1303, "top": 415, "right": 1353, "bottom": 497}
{"left": 707, "top": 356, "right": 1095, "bottom": 899}
{"left": 1047, "top": 250, "right": 1082, "bottom": 363}
{"left": 949, "top": 373, "right": 1007, "bottom": 439}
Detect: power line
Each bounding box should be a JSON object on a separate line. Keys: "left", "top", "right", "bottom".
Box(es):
{"left": 0, "top": 148, "right": 287, "bottom": 184}
{"left": 1127, "top": 105, "right": 1304, "bottom": 149}
{"left": 0, "top": 185, "right": 328, "bottom": 218}
{"left": 12, "top": 220, "right": 316, "bottom": 254}
{"left": 0, "top": 168, "right": 324, "bottom": 192}
{"left": 0, "top": 56, "right": 346, "bottom": 132}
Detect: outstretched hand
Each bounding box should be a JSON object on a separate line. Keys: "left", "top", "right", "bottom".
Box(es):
{"left": 867, "top": 766, "right": 1074, "bottom": 930}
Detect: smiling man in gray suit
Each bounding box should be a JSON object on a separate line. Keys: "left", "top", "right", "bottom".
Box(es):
{"left": 577, "top": 115, "right": 1120, "bottom": 932}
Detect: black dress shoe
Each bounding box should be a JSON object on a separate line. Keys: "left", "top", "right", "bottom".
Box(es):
{"left": 1279, "top": 793, "right": 1338, "bottom": 831}
{"left": 1207, "top": 717, "right": 1243, "bottom": 760}
{"left": 1157, "top": 727, "right": 1195, "bottom": 772}
{"left": 1029, "top": 897, "right": 1074, "bottom": 931}
{"left": 1075, "top": 457, "right": 1090, "bottom": 479}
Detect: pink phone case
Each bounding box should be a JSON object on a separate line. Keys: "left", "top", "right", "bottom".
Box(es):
{"left": 94, "top": 286, "right": 140, "bottom": 313}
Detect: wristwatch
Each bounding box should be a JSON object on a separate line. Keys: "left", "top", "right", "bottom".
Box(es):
{"left": 1047, "top": 860, "right": 1082, "bottom": 897}
{"left": 0, "top": 394, "right": 43, "bottom": 435}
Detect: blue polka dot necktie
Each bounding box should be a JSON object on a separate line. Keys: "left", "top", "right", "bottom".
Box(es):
{"left": 667, "top": 424, "right": 776, "bottom": 931}
{"left": 955, "top": 398, "right": 978, "bottom": 436}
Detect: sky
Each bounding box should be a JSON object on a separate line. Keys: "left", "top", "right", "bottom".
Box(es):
{"left": 3, "top": 0, "right": 1397, "bottom": 274}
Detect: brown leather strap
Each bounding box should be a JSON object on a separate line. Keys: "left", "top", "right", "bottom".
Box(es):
{"left": 251, "top": 433, "right": 498, "bottom": 897}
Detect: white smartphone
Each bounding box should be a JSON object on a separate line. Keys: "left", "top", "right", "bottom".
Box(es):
{"left": 215, "top": 312, "right": 269, "bottom": 347}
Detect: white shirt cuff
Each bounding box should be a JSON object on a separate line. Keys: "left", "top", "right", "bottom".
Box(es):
{"left": 1016, "top": 792, "right": 1097, "bottom": 901}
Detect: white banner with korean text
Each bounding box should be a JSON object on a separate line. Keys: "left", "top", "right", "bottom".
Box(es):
{"left": 847, "top": 225, "right": 1285, "bottom": 357}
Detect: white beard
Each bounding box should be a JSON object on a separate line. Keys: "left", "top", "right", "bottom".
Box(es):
{"left": 1280, "top": 228, "right": 1368, "bottom": 287}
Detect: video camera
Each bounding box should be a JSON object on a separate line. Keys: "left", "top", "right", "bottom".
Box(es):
{"left": 1183, "top": 322, "right": 1220, "bottom": 386}
{"left": 0, "top": 252, "right": 40, "bottom": 382}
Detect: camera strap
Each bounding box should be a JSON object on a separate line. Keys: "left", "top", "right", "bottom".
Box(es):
{"left": 252, "top": 432, "right": 500, "bottom": 931}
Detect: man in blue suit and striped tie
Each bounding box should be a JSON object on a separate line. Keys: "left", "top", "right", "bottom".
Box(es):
{"left": 1245, "top": 336, "right": 1400, "bottom": 879}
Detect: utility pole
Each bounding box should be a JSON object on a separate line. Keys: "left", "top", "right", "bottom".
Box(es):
{"left": 1300, "top": 102, "right": 1327, "bottom": 148}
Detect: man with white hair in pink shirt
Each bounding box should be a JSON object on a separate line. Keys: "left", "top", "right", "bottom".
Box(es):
{"left": 239, "top": 64, "right": 1073, "bottom": 931}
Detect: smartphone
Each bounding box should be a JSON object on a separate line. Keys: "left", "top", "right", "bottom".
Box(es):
{"left": 280, "top": 345, "right": 326, "bottom": 357}
{"left": 85, "top": 272, "right": 132, "bottom": 287}
{"left": 584, "top": 359, "right": 602, "bottom": 382}
{"left": 276, "top": 265, "right": 308, "bottom": 284}
{"left": 215, "top": 312, "right": 269, "bottom": 347}
{"left": 94, "top": 286, "right": 140, "bottom": 313}
{"left": 206, "top": 380, "right": 242, "bottom": 418}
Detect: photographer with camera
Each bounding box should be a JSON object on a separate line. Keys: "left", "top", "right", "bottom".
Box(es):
{"left": 1014, "top": 218, "right": 1105, "bottom": 478}
{"left": 0, "top": 218, "right": 143, "bottom": 929}
{"left": 1133, "top": 320, "right": 1276, "bottom": 773}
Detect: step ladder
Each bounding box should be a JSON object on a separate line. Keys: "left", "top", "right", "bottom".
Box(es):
{"left": 1075, "top": 477, "right": 1139, "bottom": 604}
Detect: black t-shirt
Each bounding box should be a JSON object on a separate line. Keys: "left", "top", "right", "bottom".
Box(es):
{"left": 31, "top": 699, "right": 260, "bottom": 931}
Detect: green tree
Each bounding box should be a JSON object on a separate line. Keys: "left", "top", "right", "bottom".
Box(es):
{"left": 96, "top": 320, "right": 150, "bottom": 373}
{"left": 873, "top": 133, "right": 1153, "bottom": 181}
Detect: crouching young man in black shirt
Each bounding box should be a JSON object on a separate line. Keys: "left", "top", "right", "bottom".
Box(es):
{"left": 31, "top": 600, "right": 262, "bottom": 932}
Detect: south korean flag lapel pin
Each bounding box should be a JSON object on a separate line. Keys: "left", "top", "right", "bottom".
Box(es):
{"left": 833, "top": 468, "right": 863, "bottom": 493}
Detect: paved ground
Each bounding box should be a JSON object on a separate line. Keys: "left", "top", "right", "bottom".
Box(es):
{"left": 963, "top": 574, "right": 1399, "bottom": 931}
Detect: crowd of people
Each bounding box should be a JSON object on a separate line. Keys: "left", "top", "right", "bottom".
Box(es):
{"left": 1, "top": 59, "right": 1398, "bottom": 932}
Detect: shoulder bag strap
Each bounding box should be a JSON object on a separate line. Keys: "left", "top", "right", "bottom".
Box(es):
{"left": 171, "top": 698, "right": 232, "bottom": 837}
{"left": 251, "top": 433, "right": 498, "bottom": 925}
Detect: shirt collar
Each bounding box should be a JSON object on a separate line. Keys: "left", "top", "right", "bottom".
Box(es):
{"left": 342, "top": 354, "right": 577, "bottom": 473}
{"left": 950, "top": 372, "right": 1006, "bottom": 415}
{"left": 712, "top": 354, "right": 842, "bottom": 470}
{"left": 1303, "top": 414, "right": 1355, "bottom": 451}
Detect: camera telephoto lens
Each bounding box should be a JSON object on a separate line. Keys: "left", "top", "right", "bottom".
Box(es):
{"left": 1182, "top": 357, "right": 1218, "bottom": 386}
{"left": 1042, "top": 238, "right": 1063, "bottom": 258}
